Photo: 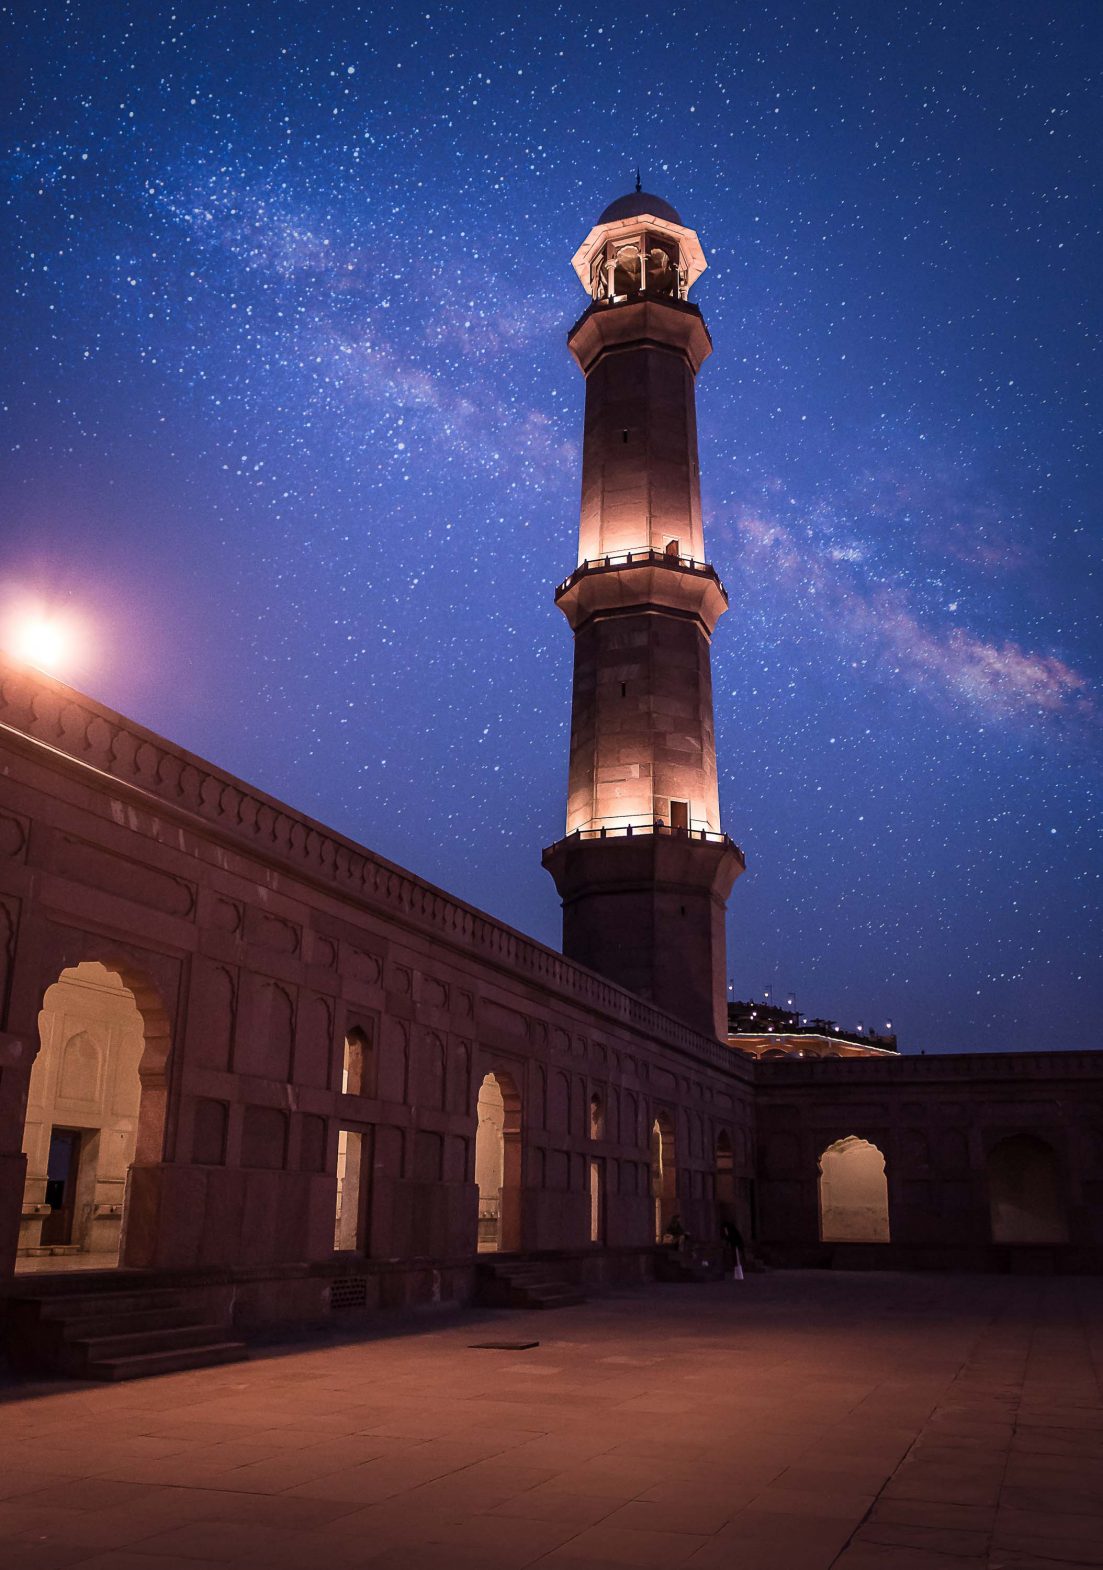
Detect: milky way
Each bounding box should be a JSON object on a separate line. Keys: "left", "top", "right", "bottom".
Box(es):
{"left": 5, "top": 1, "right": 1101, "bottom": 1050}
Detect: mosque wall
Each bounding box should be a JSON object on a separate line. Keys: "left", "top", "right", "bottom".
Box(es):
{"left": 0, "top": 658, "right": 755, "bottom": 1321}
{"left": 754, "top": 1055, "right": 1103, "bottom": 1272}
{"left": 1, "top": 656, "right": 1101, "bottom": 1342}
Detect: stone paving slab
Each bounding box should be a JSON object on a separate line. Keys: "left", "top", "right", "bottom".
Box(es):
{"left": 1, "top": 1271, "right": 1101, "bottom": 1569}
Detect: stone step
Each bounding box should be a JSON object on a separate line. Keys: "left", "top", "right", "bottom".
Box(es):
{"left": 70, "top": 1323, "right": 237, "bottom": 1361}
{"left": 58, "top": 1306, "right": 200, "bottom": 1340}
{"left": 37, "top": 1290, "right": 192, "bottom": 1322}
{"left": 83, "top": 1341, "right": 248, "bottom": 1382}
{"left": 476, "top": 1258, "right": 585, "bottom": 1311}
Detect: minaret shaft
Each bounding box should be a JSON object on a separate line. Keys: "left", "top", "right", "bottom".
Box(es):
{"left": 543, "top": 195, "right": 743, "bottom": 1041}
{"left": 577, "top": 340, "right": 705, "bottom": 565}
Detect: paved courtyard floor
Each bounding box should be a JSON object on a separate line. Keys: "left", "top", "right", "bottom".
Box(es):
{"left": 0, "top": 1271, "right": 1101, "bottom": 1570}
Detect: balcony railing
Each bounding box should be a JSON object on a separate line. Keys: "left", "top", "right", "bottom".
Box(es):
{"left": 556, "top": 549, "right": 726, "bottom": 600}
{"left": 546, "top": 821, "right": 744, "bottom": 857}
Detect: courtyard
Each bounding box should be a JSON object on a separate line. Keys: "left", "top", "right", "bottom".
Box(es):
{"left": 0, "top": 1272, "right": 1100, "bottom": 1570}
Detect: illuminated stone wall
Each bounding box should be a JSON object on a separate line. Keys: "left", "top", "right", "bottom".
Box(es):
{"left": 755, "top": 1055, "right": 1103, "bottom": 1270}
{"left": 0, "top": 657, "right": 756, "bottom": 1310}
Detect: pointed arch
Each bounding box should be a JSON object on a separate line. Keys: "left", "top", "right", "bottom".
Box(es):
{"left": 18, "top": 955, "right": 172, "bottom": 1271}
{"left": 474, "top": 1067, "right": 523, "bottom": 1253}
{"left": 819, "top": 1137, "right": 889, "bottom": 1243}
{"left": 651, "top": 1111, "right": 677, "bottom": 1242}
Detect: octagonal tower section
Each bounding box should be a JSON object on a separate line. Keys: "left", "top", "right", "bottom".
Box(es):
{"left": 543, "top": 190, "right": 744, "bottom": 1041}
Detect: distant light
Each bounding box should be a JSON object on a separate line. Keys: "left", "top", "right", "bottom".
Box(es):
{"left": 9, "top": 613, "right": 71, "bottom": 673}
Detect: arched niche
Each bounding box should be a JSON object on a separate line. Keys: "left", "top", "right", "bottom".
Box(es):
{"left": 589, "top": 1092, "right": 605, "bottom": 1140}
{"left": 341, "top": 1025, "right": 375, "bottom": 1098}
{"left": 18, "top": 958, "right": 170, "bottom": 1272}
{"left": 819, "top": 1136, "right": 890, "bottom": 1244}
{"left": 650, "top": 1112, "right": 677, "bottom": 1243}
{"left": 474, "top": 1069, "right": 523, "bottom": 1253}
{"left": 987, "top": 1134, "right": 1068, "bottom": 1244}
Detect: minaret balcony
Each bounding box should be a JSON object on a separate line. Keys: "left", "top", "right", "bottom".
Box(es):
{"left": 546, "top": 821, "right": 743, "bottom": 857}
{"left": 542, "top": 821, "right": 745, "bottom": 903}
{"left": 554, "top": 549, "right": 729, "bottom": 635}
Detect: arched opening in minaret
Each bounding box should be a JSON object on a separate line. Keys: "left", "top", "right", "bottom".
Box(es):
{"left": 474, "top": 1070, "right": 522, "bottom": 1253}
{"left": 650, "top": 1113, "right": 677, "bottom": 1243}
{"left": 986, "top": 1135, "right": 1067, "bottom": 1244}
{"left": 17, "top": 960, "right": 168, "bottom": 1274}
{"left": 818, "top": 1137, "right": 890, "bottom": 1244}
{"left": 612, "top": 243, "right": 641, "bottom": 296}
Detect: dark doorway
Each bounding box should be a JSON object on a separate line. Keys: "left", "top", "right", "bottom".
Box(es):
{"left": 41, "top": 1129, "right": 82, "bottom": 1246}
{"left": 670, "top": 799, "right": 689, "bottom": 831}
{"left": 987, "top": 1135, "right": 1068, "bottom": 1243}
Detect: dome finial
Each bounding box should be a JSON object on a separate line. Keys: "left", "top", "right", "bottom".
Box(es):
{"left": 635, "top": 166, "right": 642, "bottom": 193}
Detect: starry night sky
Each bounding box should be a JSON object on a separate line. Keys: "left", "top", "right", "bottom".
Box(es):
{"left": 5, "top": 1, "right": 1101, "bottom": 1052}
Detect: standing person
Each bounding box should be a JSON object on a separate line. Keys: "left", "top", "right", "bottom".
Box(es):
{"left": 721, "top": 1219, "right": 745, "bottom": 1280}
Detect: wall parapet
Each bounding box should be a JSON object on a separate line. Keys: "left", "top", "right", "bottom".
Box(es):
{"left": 0, "top": 657, "right": 746, "bottom": 1079}
{"left": 754, "top": 1050, "right": 1103, "bottom": 1085}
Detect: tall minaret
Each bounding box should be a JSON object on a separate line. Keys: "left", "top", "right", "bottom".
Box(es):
{"left": 542, "top": 187, "right": 744, "bottom": 1040}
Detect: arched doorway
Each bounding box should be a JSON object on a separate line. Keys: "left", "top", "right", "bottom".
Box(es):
{"left": 17, "top": 961, "right": 167, "bottom": 1273}
{"left": 651, "top": 1113, "right": 677, "bottom": 1242}
{"left": 819, "top": 1136, "right": 890, "bottom": 1243}
{"left": 987, "top": 1135, "right": 1068, "bottom": 1243}
{"left": 474, "top": 1070, "right": 522, "bottom": 1253}
{"left": 334, "top": 1028, "right": 375, "bottom": 1254}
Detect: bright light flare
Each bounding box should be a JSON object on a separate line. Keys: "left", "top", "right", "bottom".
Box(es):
{"left": 7, "top": 612, "right": 73, "bottom": 674}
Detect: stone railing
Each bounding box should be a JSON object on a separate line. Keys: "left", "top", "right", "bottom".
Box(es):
{"left": 754, "top": 1051, "right": 1103, "bottom": 1083}
{"left": 556, "top": 549, "right": 726, "bottom": 601}
{"left": 0, "top": 657, "right": 747, "bottom": 1080}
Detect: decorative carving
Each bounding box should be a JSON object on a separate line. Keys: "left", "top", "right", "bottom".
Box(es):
{"left": 247, "top": 911, "right": 301, "bottom": 955}
{"left": 423, "top": 976, "right": 449, "bottom": 1011}
{"left": 0, "top": 812, "right": 28, "bottom": 859}
{"left": 423, "top": 1031, "right": 446, "bottom": 1110}
{"left": 202, "top": 964, "right": 236, "bottom": 1071}
{"left": 342, "top": 946, "right": 380, "bottom": 985}
{"left": 211, "top": 897, "right": 242, "bottom": 935}
{"left": 313, "top": 934, "right": 339, "bottom": 971}
{"left": 57, "top": 1028, "right": 102, "bottom": 1103}
{"left": 484, "top": 1000, "right": 527, "bottom": 1041}
{"left": 262, "top": 982, "right": 295, "bottom": 1081}
{"left": 55, "top": 836, "right": 195, "bottom": 919}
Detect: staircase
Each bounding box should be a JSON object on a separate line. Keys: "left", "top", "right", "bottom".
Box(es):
{"left": 3, "top": 1282, "right": 247, "bottom": 1380}
{"left": 476, "top": 1257, "right": 585, "bottom": 1310}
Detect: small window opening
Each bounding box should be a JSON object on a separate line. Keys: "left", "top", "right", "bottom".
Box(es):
{"left": 665, "top": 538, "right": 680, "bottom": 559}
{"left": 622, "top": 429, "right": 629, "bottom": 443}
{"left": 342, "top": 1028, "right": 373, "bottom": 1098}
{"left": 620, "top": 683, "right": 627, "bottom": 698}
